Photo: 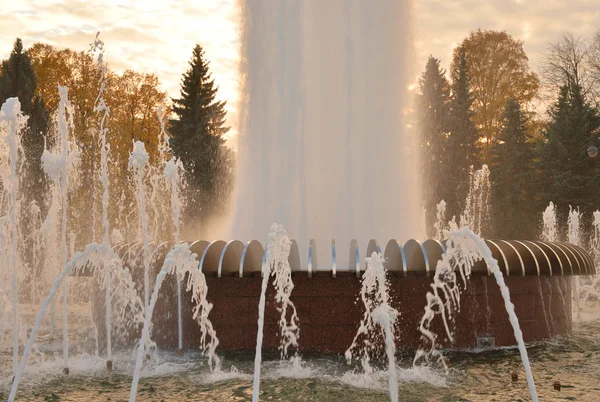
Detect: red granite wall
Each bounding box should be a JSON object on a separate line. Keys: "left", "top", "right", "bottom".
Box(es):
{"left": 157, "top": 274, "right": 571, "bottom": 354}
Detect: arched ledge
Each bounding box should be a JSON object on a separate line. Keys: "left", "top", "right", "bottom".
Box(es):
{"left": 403, "top": 239, "right": 426, "bottom": 275}
{"left": 199, "top": 240, "right": 226, "bottom": 276}
{"left": 349, "top": 239, "right": 360, "bottom": 277}
{"left": 384, "top": 239, "right": 407, "bottom": 276}
{"left": 218, "top": 240, "right": 244, "bottom": 277}
{"left": 240, "top": 240, "right": 264, "bottom": 277}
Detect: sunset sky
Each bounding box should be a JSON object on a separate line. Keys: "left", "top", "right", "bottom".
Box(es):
{"left": 1, "top": 0, "right": 599, "bottom": 138}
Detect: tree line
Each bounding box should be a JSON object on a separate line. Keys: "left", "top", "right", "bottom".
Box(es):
{"left": 0, "top": 38, "right": 232, "bottom": 245}
{"left": 419, "top": 29, "right": 600, "bottom": 240}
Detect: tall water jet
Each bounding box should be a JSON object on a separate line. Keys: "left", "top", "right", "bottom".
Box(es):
{"left": 434, "top": 200, "right": 447, "bottom": 241}
{"left": 90, "top": 32, "right": 113, "bottom": 367}
{"left": 0, "top": 97, "right": 26, "bottom": 377}
{"left": 460, "top": 165, "right": 490, "bottom": 236}
{"left": 129, "top": 243, "right": 219, "bottom": 402}
{"left": 593, "top": 211, "right": 600, "bottom": 264}
{"left": 129, "top": 141, "right": 151, "bottom": 324}
{"left": 541, "top": 202, "right": 558, "bottom": 242}
{"left": 345, "top": 252, "right": 399, "bottom": 402}
{"left": 41, "top": 86, "right": 78, "bottom": 373}
{"left": 568, "top": 206, "right": 582, "bottom": 320}
{"left": 414, "top": 225, "right": 538, "bottom": 402}
{"left": 252, "top": 223, "right": 297, "bottom": 402}
{"left": 162, "top": 105, "right": 186, "bottom": 354}
{"left": 165, "top": 156, "right": 184, "bottom": 353}
{"left": 235, "top": 0, "right": 418, "bottom": 262}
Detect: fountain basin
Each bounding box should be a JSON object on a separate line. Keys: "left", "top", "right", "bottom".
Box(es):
{"left": 96, "top": 239, "right": 593, "bottom": 354}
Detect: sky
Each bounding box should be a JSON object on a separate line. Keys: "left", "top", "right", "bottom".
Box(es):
{"left": 1, "top": 0, "right": 599, "bottom": 138}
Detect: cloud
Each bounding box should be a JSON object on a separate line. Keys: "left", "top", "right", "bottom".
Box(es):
{"left": 0, "top": 0, "right": 240, "bottom": 138}
{"left": 1, "top": 0, "right": 597, "bottom": 140}
{"left": 415, "top": 0, "right": 600, "bottom": 77}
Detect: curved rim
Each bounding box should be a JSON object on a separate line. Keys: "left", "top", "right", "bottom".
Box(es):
{"left": 418, "top": 242, "right": 430, "bottom": 276}
{"left": 486, "top": 240, "right": 510, "bottom": 276}
{"left": 218, "top": 240, "right": 242, "bottom": 278}
{"left": 550, "top": 242, "right": 573, "bottom": 275}
{"left": 331, "top": 239, "right": 336, "bottom": 278}
{"left": 564, "top": 243, "right": 594, "bottom": 275}
{"left": 199, "top": 240, "right": 222, "bottom": 274}
{"left": 498, "top": 240, "right": 526, "bottom": 276}
{"left": 560, "top": 243, "right": 586, "bottom": 274}
{"left": 308, "top": 239, "right": 317, "bottom": 278}
{"left": 522, "top": 240, "right": 552, "bottom": 276}
{"left": 513, "top": 240, "right": 541, "bottom": 276}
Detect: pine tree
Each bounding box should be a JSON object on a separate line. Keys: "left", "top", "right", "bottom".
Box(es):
{"left": 446, "top": 45, "right": 480, "bottom": 221}
{"left": 490, "top": 99, "right": 536, "bottom": 239}
{"left": 0, "top": 38, "right": 50, "bottom": 283}
{"left": 538, "top": 84, "right": 600, "bottom": 222}
{"left": 0, "top": 38, "right": 50, "bottom": 216}
{"left": 418, "top": 56, "right": 451, "bottom": 235}
{"left": 169, "top": 45, "right": 233, "bottom": 227}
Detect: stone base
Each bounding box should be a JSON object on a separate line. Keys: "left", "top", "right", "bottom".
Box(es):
{"left": 147, "top": 274, "right": 572, "bottom": 354}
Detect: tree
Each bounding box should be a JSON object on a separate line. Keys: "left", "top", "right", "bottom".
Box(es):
{"left": 541, "top": 33, "right": 598, "bottom": 104}
{"left": 0, "top": 38, "right": 51, "bottom": 279}
{"left": 451, "top": 30, "right": 540, "bottom": 162}
{"left": 0, "top": 39, "right": 50, "bottom": 214}
{"left": 589, "top": 29, "right": 600, "bottom": 104}
{"left": 446, "top": 45, "right": 480, "bottom": 220}
{"left": 538, "top": 84, "right": 600, "bottom": 222}
{"left": 27, "top": 43, "right": 73, "bottom": 112}
{"left": 490, "top": 99, "right": 537, "bottom": 239}
{"left": 169, "top": 44, "right": 233, "bottom": 227}
{"left": 417, "top": 56, "right": 451, "bottom": 234}
{"left": 107, "top": 70, "right": 167, "bottom": 160}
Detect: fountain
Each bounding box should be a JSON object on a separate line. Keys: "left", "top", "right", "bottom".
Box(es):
{"left": 234, "top": 0, "right": 420, "bottom": 265}
{"left": 1, "top": 3, "right": 599, "bottom": 400}
{"left": 346, "top": 251, "right": 399, "bottom": 402}
{"left": 0, "top": 97, "right": 26, "bottom": 378}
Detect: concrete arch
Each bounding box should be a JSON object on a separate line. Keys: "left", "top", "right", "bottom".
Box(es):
{"left": 403, "top": 239, "right": 426, "bottom": 275}
{"left": 365, "top": 240, "right": 381, "bottom": 271}
{"left": 522, "top": 241, "right": 552, "bottom": 276}
{"left": 551, "top": 242, "right": 575, "bottom": 275}
{"left": 563, "top": 243, "right": 593, "bottom": 275}
{"left": 308, "top": 239, "right": 317, "bottom": 277}
{"left": 331, "top": 239, "right": 337, "bottom": 278}
{"left": 559, "top": 243, "right": 584, "bottom": 275}
{"left": 289, "top": 239, "right": 301, "bottom": 272}
{"left": 536, "top": 242, "right": 564, "bottom": 275}
{"left": 422, "top": 239, "right": 444, "bottom": 276}
{"left": 240, "top": 240, "right": 264, "bottom": 277}
{"left": 497, "top": 240, "right": 526, "bottom": 276}
{"left": 486, "top": 240, "right": 510, "bottom": 276}
{"left": 218, "top": 240, "right": 244, "bottom": 277}
{"left": 189, "top": 240, "right": 209, "bottom": 261}
{"left": 349, "top": 239, "right": 360, "bottom": 277}
{"left": 384, "top": 239, "right": 407, "bottom": 276}
{"left": 199, "top": 240, "right": 226, "bottom": 275}
{"left": 571, "top": 244, "right": 595, "bottom": 274}
{"left": 511, "top": 240, "right": 540, "bottom": 276}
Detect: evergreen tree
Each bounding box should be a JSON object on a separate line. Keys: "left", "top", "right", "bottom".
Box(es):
{"left": 538, "top": 84, "right": 600, "bottom": 222}
{"left": 0, "top": 38, "right": 50, "bottom": 216}
{"left": 490, "top": 99, "right": 536, "bottom": 239}
{"left": 446, "top": 45, "right": 480, "bottom": 221}
{"left": 418, "top": 56, "right": 450, "bottom": 235}
{"left": 0, "top": 38, "right": 50, "bottom": 281}
{"left": 169, "top": 45, "right": 233, "bottom": 227}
